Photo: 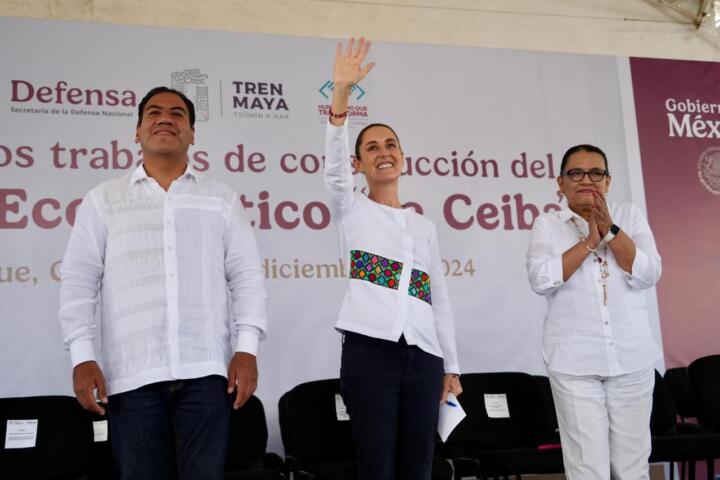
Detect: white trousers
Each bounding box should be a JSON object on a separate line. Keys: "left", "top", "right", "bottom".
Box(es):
{"left": 548, "top": 367, "right": 655, "bottom": 480}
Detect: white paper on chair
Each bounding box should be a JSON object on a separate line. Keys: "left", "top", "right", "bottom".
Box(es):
{"left": 4, "top": 419, "right": 38, "bottom": 449}
{"left": 484, "top": 393, "right": 510, "bottom": 418}
{"left": 334, "top": 393, "right": 350, "bottom": 421}
{"left": 93, "top": 420, "right": 108, "bottom": 442}
{"left": 437, "top": 393, "right": 466, "bottom": 442}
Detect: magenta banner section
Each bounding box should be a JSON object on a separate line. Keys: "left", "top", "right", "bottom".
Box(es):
{"left": 630, "top": 57, "right": 720, "bottom": 368}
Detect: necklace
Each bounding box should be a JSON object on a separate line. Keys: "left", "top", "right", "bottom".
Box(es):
{"left": 570, "top": 217, "right": 610, "bottom": 305}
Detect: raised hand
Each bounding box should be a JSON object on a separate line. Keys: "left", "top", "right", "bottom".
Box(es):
{"left": 333, "top": 37, "right": 375, "bottom": 89}
{"left": 329, "top": 38, "right": 374, "bottom": 126}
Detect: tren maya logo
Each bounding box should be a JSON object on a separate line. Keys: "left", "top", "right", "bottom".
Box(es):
{"left": 229, "top": 80, "right": 289, "bottom": 120}
{"left": 171, "top": 69, "right": 209, "bottom": 122}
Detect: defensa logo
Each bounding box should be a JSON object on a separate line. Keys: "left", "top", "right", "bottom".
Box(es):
{"left": 697, "top": 146, "right": 720, "bottom": 195}
{"left": 10, "top": 80, "right": 136, "bottom": 106}
{"left": 666, "top": 98, "right": 720, "bottom": 138}
{"left": 171, "top": 69, "right": 209, "bottom": 122}
{"left": 9, "top": 80, "right": 136, "bottom": 117}
{"left": 316, "top": 80, "right": 369, "bottom": 125}
{"left": 230, "top": 81, "right": 289, "bottom": 120}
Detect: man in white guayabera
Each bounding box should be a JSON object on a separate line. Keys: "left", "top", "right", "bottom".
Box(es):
{"left": 59, "top": 86, "right": 268, "bottom": 480}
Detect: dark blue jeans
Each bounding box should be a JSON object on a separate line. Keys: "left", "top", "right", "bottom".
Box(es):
{"left": 340, "top": 332, "right": 445, "bottom": 480}
{"left": 107, "top": 375, "right": 231, "bottom": 480}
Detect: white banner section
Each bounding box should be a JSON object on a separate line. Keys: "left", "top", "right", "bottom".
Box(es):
{"left": 0, "top": 18, "right": 644, "bottom": 452}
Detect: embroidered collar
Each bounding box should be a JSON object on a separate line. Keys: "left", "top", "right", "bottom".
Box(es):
{"left": 129, "top": 162, "right": 201, "bottom": 186}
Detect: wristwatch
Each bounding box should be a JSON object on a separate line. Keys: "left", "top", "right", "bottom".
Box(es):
{"left": 604, "top": 224, "right": 620, "bottom": 243}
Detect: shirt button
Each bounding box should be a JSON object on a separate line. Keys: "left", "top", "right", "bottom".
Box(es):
{"left": 604, "top": 321, "right": 609, "bottom": 325}
{"left": 167, "top": 245, "right": 173, "bottom": 250}
{"left": 609, "top": 341, "right": 614, "bottom": 346}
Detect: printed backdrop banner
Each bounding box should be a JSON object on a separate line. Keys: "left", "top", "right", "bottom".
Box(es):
{"left": 630, "top": 58, "right": 720, "bottom": 368}
{"left": 0, "top": 18, "right": 671, "bottom": 451}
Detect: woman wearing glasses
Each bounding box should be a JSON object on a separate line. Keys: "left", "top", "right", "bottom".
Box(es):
{"left": 526, "top": 145, "right": 662, "bottom": 480}
{"left": 324, "top": 38, "right": 462, "bottom": 480}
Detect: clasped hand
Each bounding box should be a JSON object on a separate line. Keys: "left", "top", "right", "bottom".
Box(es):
{"left": 587, "top": 192, "right": 612, "bottom": 248}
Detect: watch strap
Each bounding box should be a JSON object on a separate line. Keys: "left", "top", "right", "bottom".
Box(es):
{"left": 604, "top": 224, "right": 620, "bottom": 243}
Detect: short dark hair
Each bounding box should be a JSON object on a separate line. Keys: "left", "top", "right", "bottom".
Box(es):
{"left": 354, "top": 123, "right": 401, "bottom": 161}
{"left": 560, "top": 144, "right": 609, "bottom": 174}
{"left": 137, "top": 86, "right": 195, "bottom": 128}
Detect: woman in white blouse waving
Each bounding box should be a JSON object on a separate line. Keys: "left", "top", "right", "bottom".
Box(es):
{"left": 526, "top": 145, "right": 662, "bottom": 480}
{"left": 324, "top": 38, "right": 462, "bottom": 480}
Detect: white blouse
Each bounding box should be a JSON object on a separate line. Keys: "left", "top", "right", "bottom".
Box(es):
{"left": 526, "top": 204, "right": 662, "bottom": 376}
{"left": 324, "top": 122, "right": 459, "bottom": 374}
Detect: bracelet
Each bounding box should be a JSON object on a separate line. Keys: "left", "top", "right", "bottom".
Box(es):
{"left": 328, "top": 106, "right": 347, "bottom": 119}
{"left": 583, "top": 241, "right": 596, "bottom": 253}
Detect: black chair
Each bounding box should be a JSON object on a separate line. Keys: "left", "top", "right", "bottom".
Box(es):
{"left": 688, "top": 355, "right": 720, "bottom": 480}
{"left": 650, "top": 370, "right": 720, "bottom": 480}
{"left": 664, "top": 367, "right": 697, "bottom": 422}
{"left": 689, "top": 354, "right": 720, "bottom": 432}
{"left": 278, "top": 378, "right": 452, "bottom": 480}
{"left": 443, "top": 372, "right": 563, "bottom": 479}
{"left": 0, "top": 395, "right": 93, "bottom": 480}
{"left": 225, "top": 395, "right": 284, "bottom": 480}
{"left": 532, "top": 375, "right": 560, "bottom": 445}
{"left": 662, "top": 367, "right": 698, "bottom": 479}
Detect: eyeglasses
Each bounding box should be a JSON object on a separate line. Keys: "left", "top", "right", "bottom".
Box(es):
{"left": 562, "top": 168, "right": 609, "bottom": 182}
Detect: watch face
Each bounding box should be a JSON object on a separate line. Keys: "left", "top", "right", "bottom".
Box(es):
{"left": 610, "top": 224, "right": 620, "bottom": 235}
